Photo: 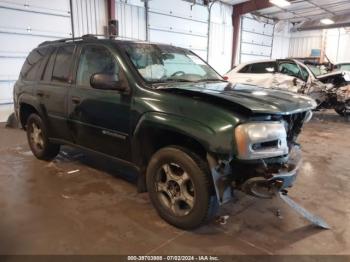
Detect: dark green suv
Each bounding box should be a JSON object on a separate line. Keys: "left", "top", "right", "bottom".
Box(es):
{"left": 14, "top": 35, "right": 316, "bottom": 229}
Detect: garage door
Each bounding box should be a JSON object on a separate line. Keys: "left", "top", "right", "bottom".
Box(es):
{"left": 148, "top": 0, "right": 208, "bottom": 60}
{"left": 0, "top": 0, "right": 72, "bottom": 104}
{"left": 239, "top": 15, "right": 274, "bottom": 63}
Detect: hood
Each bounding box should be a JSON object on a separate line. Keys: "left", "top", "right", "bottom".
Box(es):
{"left": 316, "top": 71, "right": 350, "bottom": 84}
{"left": 160, "top": 82, "right": 317, "bottom": 115}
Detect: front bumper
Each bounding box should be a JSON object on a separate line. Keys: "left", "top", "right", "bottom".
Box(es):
{"left": 209, "top": 146, "right": 302, "bottom": 203}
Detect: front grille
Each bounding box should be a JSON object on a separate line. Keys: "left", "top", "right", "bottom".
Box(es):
{"left": 282, "top": 112, "right": 306, "bottom": 146}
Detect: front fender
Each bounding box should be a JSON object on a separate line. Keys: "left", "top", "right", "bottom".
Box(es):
{"left": 133, "top": 112, "right": 235, "bottom": 156}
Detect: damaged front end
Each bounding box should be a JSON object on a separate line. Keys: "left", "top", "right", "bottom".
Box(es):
{"left": 208, "top": 111, "right": 310, "bottom": 203}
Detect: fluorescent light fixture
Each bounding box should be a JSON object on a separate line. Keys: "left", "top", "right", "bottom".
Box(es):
{"left": 269, "top": 0, "right": 291, "bottom": 8}
{"left": 320, "top": 18, "right": 335, "bottom": 25}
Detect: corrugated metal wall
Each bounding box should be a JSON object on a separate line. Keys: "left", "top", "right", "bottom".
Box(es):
{"left": 208, "top": 2, "right": 232, "bottom": 74}
{"left": 71, "top": 0, "right": 107, "bottom": 37}
{"left": 0, "top": 0, "right": 72, "bottom": 104}
{"left": 271, "top": 21, "right": 290, "bottom": 60}
{"left": 115, "top": 0, "right": 233, "bottom": 74}
{"left": 116, "top": 0, "right": 146, "bottom": 40}
{"left": 147, "top": 0, "right": 209, "bottom": 60}
{"left": 288, "top": 30, "right": 322, "bottom": 58}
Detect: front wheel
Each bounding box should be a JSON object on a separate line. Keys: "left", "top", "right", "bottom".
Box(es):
{"left": 26, "top": 113, "right": 60, "bottom": 160}
{"left": 334, "top": 101, "right": 350, "bottom": 116}
{"left": 146, "top": 146, "right": 218, "bottom": 229}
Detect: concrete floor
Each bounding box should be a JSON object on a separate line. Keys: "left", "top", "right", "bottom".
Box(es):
{"left": 0, "top": 111, "right": 349, "bottom": 255}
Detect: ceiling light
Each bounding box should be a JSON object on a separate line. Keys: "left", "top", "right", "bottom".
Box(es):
{"left": 269, "top": 0, "right": 291, "bottom": 8}
{"left": 320, "top": 18, "right": 335, "bottom": 25}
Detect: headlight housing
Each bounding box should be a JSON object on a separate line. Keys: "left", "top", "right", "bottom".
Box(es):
{"left": 235, "top": 122, "right": 288, "bottom": 160}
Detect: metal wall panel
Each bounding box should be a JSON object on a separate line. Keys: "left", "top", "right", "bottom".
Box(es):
{"left": 0, "top": 0, "right": 71, "bottom": 104}
{"left": 71, "top": 0, "right": 107, "bottom": 37}
{"left": 239, "top": 15, "right": 275, "bottom": 63}
{"left": 148, "top": 0, "right": 208, "bottom": 60}
{"left": 208, "top": 2, "right": 232, "bottom": 74}
{"left": 116, "top": 0, "right": 146, "bottom": 41}
{"left": 271, "top": 21, "right": 291, "bottom": 60}
{"left": 115, "top": 0, "right": 233, "bottom": 74}
{"left": 288, "top": 30, "right": 322, "bottom": 58}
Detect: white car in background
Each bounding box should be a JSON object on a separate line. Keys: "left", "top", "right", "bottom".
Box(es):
{"left": 225, "top": 59, "right": 316, "bottom": 93}
{"left": 225, "top": 59, "right": 350, "bottom": 116}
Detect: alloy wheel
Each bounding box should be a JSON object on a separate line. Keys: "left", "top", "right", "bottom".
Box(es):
{"left": 155, "top": 163, "right": 195, "bottom": 217}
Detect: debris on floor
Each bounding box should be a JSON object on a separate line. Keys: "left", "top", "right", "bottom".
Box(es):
{"left": 278, "top": 192, "right": 331, "bottom": 229}
{"left": 67, "top": 169, "right": 80, "bottom": 175}
{"left": 216, "top": 215, "right": 230, "bottom": 225}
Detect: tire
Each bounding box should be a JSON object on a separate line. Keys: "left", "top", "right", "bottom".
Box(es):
{"left": 146, "top": 146, "right": 218, "bottom": 229}
{"left": 334, "top": 101, "right": 349, "bottom": 116}
{"left": 26, "top": 113, "right": 60, "bottom": 160}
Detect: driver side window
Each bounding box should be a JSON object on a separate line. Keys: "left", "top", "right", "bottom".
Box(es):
{"left": 76, "top": 45, "right": 120, "bottom": 87}
{"left": 278, "top": 62, "right": 301, "bottom": 79}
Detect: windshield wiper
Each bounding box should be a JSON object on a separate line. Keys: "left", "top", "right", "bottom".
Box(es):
{"left": 195, "top": 78, "right": 227, "bottom": 82}
{"left": 152, "top": 78, "right": 194, "bottom": 83}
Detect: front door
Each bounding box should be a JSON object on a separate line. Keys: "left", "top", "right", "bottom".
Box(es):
{"left": 67, "top": 44, "right": 132, "bottom": 161}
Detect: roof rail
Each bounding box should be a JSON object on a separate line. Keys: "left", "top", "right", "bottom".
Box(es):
{"left": 38, "top": 34, "right": 99, "bottom": 47}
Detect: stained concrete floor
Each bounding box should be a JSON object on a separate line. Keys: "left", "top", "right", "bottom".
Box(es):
{"left": 0, "top": 111, "right": 349, "bottom": 255}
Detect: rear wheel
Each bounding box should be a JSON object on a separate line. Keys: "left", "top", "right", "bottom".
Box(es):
{"left": 26, "top": 114, "right": 60, "bottom": 160}
{"left": 146, "top": 146, "right": 218, "bottom": 229}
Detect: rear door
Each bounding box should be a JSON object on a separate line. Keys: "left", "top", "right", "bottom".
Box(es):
{"left": 36, "top": 44, "right": 76, "bottom": 141}
{"left": 277, "top": 60, "right": 307, "bottom": 92}
{"left": 67, "top": 44, "right": 132, "bottom": 161}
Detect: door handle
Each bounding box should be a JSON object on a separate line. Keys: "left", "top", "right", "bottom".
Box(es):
{"left": 36, "top": 91, "right": 44, "bottom": 97}
{"left": 71, "top": 96, "right": 81, "bottom": 104}
{"left": 246, "top": 78, "right": 252, "bottom": 82}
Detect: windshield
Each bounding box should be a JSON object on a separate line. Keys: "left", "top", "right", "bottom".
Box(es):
{"left": 338, "top": 64, "right": 350, "bottom": 71}
{"left": 122, "top": 43, "right": 222, "bottom": 83}
{"left": 305, "top": 64, "right": 328, "bottom": 76}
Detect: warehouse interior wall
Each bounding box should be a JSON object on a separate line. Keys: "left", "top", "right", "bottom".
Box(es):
{"left": 0, "top": 0, "right": 72, "bottom": 104}
{"left": 116, "top": 0, "right": 233, "bottom": 75}
{"left": 71, "top": 0, "right": 107, "bottom": 37}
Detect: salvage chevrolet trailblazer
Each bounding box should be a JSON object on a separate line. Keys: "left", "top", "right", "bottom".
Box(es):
{"left": 14, "top": 35, "right": 316, "bottom": 229}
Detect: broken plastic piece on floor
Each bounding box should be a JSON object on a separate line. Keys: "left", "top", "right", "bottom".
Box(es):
{"left": 278, "top": 192, "right": 330, "bottom": 229}
{"left": 67, "top": 169, "right": 80, "bottom": 174}
{"left": 216, "top": 215, "right": 229, "bottom": 225}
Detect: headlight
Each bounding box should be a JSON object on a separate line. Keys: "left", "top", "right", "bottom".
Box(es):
{"left": 235, "top": 122, "right": 288, "bottom": 160}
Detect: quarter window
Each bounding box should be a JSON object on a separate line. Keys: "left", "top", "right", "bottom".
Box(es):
{"left": 249, "top": 62, "right": 276, "bottom": 73}
{"left": 20, "top": 47, "right": 50, "bottom": 81}
{"left": 76, "top": 45, "right": 120, "bottom": 87}
{"left": 52, "top": 45, "right": 75, "bottom": 83}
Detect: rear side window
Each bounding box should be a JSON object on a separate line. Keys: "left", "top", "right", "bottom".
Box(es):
{"left": 20, "top": 47, "right": 50, "bottom": 81}
{"left": 249, "top": 62, "right": 276, "bottom": 73}
{"left": 51, "top": 45, "right": 75, "bottom": 83}
{"left": 238, "top": 65, "right": 250, "bottom": 73}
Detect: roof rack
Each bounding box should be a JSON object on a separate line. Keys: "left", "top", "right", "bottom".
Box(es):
{"left": 38, "top": 34, "right": 101, "bottom": 47}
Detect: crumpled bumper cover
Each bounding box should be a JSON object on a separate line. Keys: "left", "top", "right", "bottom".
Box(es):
{"left": 267, "top": 145, "right": 302, "bottom": 189}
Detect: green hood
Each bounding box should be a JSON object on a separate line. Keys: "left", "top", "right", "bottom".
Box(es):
{"left": 160, "top": 82, "right": 316, "bottom": 115}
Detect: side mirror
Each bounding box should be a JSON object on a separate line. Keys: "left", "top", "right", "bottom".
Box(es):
{"left": 90, "top": 73, "right": 127, "bottom": 92}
